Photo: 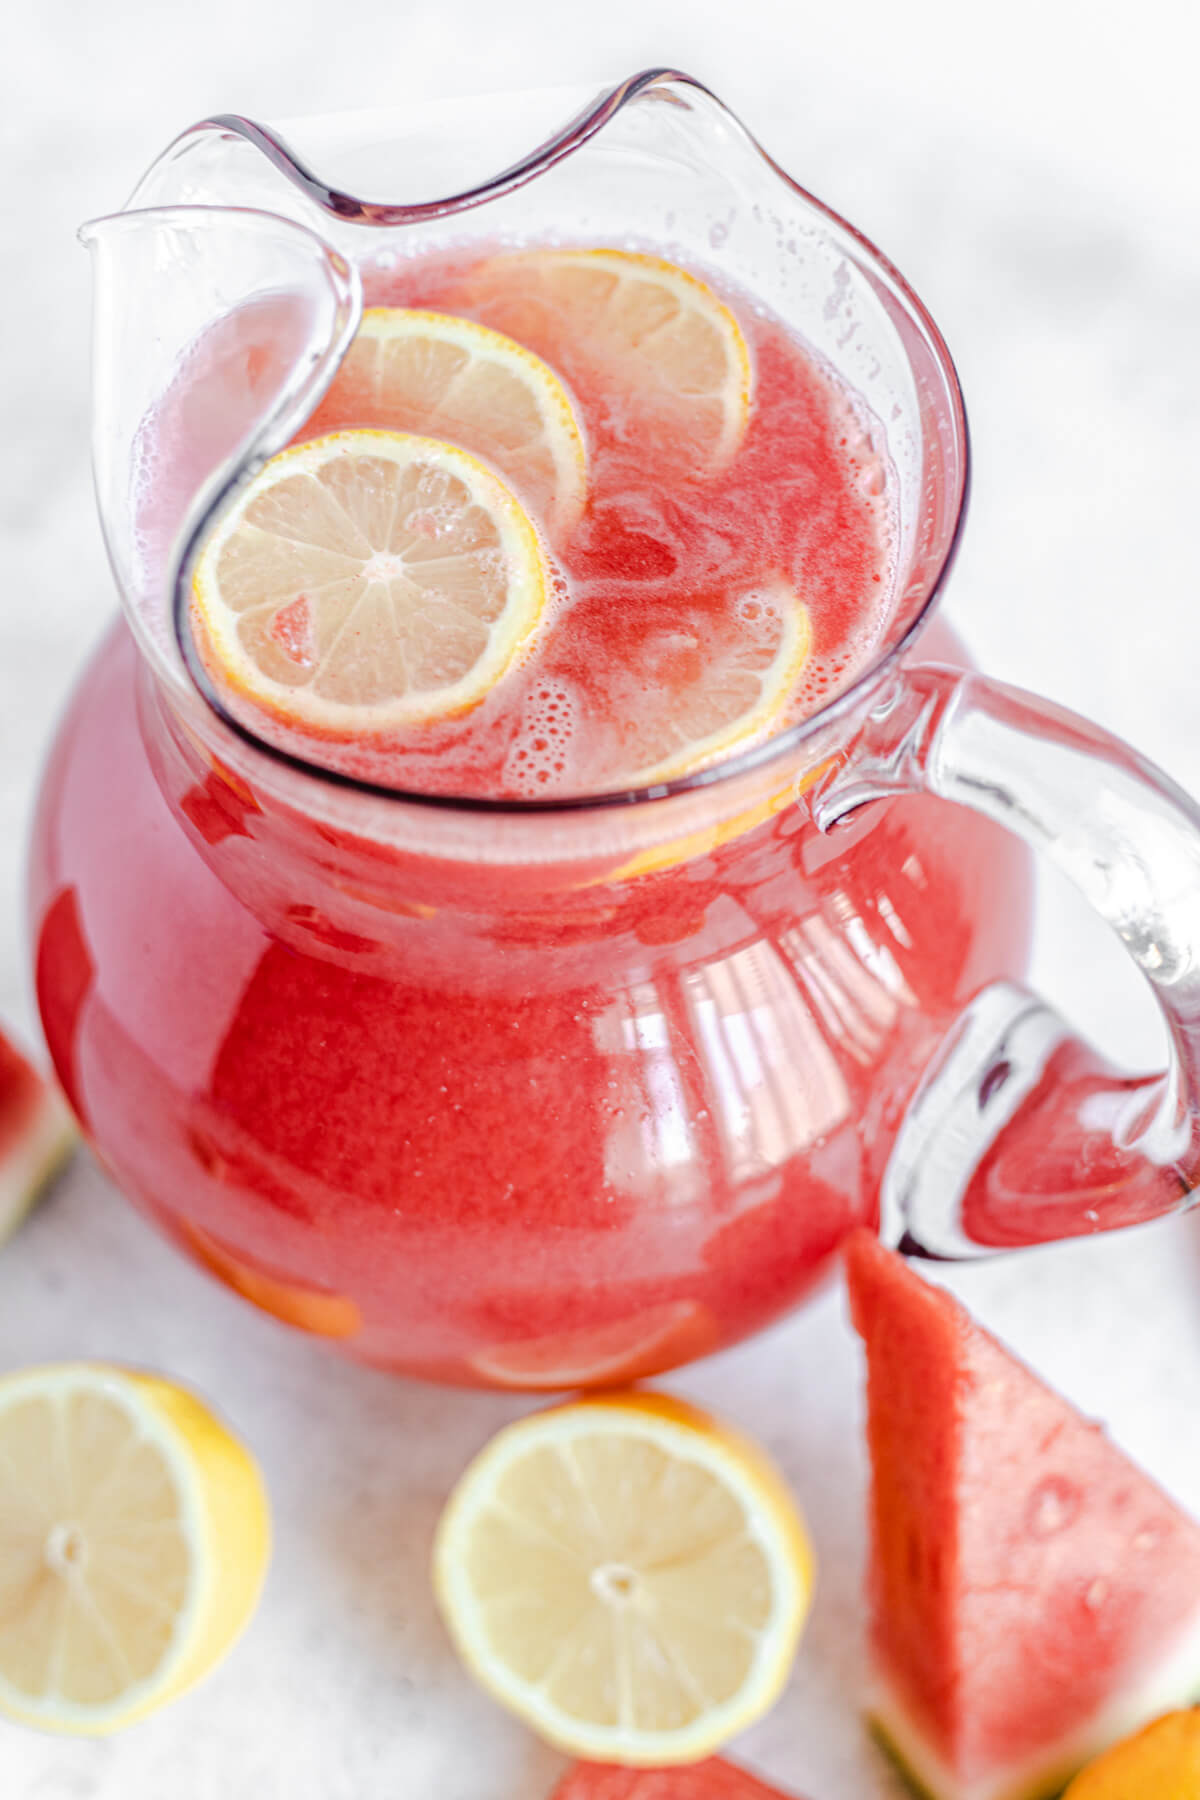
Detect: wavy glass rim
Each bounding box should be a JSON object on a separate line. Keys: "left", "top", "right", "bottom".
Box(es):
{"left": 170, "top": 66, "right": 970, "bottom": 816}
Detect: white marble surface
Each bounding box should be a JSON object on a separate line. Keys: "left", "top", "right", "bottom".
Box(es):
{"left": 4, "top": 3, "right": 1200, "bottom": 1796}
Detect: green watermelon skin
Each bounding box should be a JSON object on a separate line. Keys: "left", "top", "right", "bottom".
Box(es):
{"left": 550, "top": 1762, "right": 800, "bottom": 1799}
{"left": 0, "top": 1027, "right": 74, "bottom": 1242}
{"left": 845, "top": 1231, "right": 1200, "bottom": 1800}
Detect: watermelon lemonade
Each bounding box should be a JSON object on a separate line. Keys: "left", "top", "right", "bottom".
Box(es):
{"left": 189, "top": 245, "right": 895, "bottom": 799}
{"left": 31, "top": 237, "right": 1032, "bottom": 1383}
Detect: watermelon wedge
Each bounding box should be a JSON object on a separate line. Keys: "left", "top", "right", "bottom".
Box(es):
{"left": 0, "top": 1025, "right": 74, "bottom": 1244}
{"left": 550, "top": 1761, "right": 802, "bottom": 1799}
{"left": 845, "top": 1231, "right": 1200, "bottom": 1800}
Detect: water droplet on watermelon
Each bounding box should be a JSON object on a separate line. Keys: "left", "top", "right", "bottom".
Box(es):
{"left": 1026, "top": 1476, "right": 1081, "bottom": 1539}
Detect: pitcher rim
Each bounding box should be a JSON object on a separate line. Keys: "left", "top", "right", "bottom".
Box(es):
{"left": 158, "top": 68, "right": 971, "bottom": 815}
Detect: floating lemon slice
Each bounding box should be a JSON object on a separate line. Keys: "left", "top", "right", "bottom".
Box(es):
{"left": 301, "top": 309, "right": 588, "bottom": 539}
{"left": 191, "top": 430, "right": 549, "bottom": 734}
{"left": 457, "top": 249, "right": 753, "bottom": 475}
{"left": 469, "top": 1301, "right": 717, "bottom": 1392}
{"left": 433, "top": 1390, "right": 814, "bottom": 1765}
{"left": 179, "top": 1218, "right": 362, "bottom": 1342}
{"left": 588, "top": 783, "right": 797, "bottom": 888}
{"left": 0, "top": 1363, "right": 269, "bottom": 1735}
{"left": 621, "top": 583, "right": 812, "bottom": 787}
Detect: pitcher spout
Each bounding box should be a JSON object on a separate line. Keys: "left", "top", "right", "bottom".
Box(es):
{"left": 81, "top": 206, "right": 359, "bottom": 696}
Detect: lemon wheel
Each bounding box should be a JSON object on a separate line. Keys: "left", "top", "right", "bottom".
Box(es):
{"left": 457, "top": 248, "right": 753, "bottom": 476}
{"left": 433, "top": 1390, "right": 814, "bottom": 1765}
{"left": 622, "top": 582, "right": 812, "bottom": 786}
{"left": 302, "top": 307, "right": 588, "bottom": 538}
{"left": 191, "top": 429, "right": 548, "bottom": 734}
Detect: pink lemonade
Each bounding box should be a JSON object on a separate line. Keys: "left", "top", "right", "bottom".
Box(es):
{"left": 273, "top": 247, "right": 893, "bottom": 798}
{"left": 30, "top": 241, "right": 1032, "bottom": 1384}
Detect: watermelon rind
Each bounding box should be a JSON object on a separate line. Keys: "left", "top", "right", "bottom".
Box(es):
{"left": 0, "top": 1081, "right": 75, "bottom": 1246}
{"left": 869, "top": 1612, "right": 1200, "bottom": 1800}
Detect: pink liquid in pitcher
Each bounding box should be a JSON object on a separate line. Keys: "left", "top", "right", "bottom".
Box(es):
{"left": 267, "top": 246, "right": 896, "bottom": 799}
{"left": 30, "top": 242, "right": 1031, "bottom": 1384}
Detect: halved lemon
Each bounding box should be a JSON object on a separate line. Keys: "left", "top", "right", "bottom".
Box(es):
{"left": 621, "top": 583, "right": 812, "bottom": 787}
{"left": 0, "top": 1363, "right": 269, "bottom": 1735}
{"left": 301, "top": 309, "right": 588, "bottom": 539}
{"left": 191, "top": 430, "right": 549, "bottom": 734}
{"left": 433, "top": 1390, "right": 814, "bottom": 1765}
{"left": 457, "top": 249, "right": 753, "bottom": 475}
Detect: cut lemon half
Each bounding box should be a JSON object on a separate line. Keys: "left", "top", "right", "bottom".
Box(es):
{"left": 433, "top": 1390, "right": 814, "bottom": 1765}
{"left": 622, "top": 583, "right": 811, "bottom": 787}
{"left": 302, "top": 309, "right": 588, "bottom": 539}
{"left": 191, "top": 430, "right": 549, "bottom": 734}
{"left": 457, "top": 249, "right": 753, "bottom": 475}
{"left": 0, "top": 1363, "right": 269, "bottom": 1735}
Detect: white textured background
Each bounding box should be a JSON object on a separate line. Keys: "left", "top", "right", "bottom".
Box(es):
{"left": 3, "top": 3, "right": 1200, "bottom": 1796}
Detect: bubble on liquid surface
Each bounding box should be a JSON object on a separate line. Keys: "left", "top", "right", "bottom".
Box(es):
{"left": 502, "top": 678, "right": 584, "bottom": 797}
{"left": 733, "top": 586, "right": 786, "bottom": 635}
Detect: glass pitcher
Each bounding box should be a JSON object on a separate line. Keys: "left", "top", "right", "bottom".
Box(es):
{"left": 32, "top": 69, "right": 1200, "bottom": 1386}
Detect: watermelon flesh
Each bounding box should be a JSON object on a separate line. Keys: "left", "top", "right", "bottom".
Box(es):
{"left": 550, "top": 1761, "right": 802, "bottom": 1799}
{"left": 845, "top": 1231, "right": 1200, "bottom": 1800}
{"left": 0, "top": 1025, "right": 74, "bottom": 1243}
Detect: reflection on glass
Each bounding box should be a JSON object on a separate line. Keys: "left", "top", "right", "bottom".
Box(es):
{"left": 683, "top": 938, "right": 851, "bottom": 1183}
{"left": 779, "top": 904, "right": 914, "bottom": 1069}
{"left": 592, "top": 981, "right": 704, "bottom": 1204}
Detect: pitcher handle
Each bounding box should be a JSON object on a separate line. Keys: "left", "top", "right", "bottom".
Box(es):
{"left": 812, "top": 664, "right": 1200, "bottom": 1256}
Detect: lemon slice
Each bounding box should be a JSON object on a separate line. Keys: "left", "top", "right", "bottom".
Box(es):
{"left": 621, "top": 583, "right": 812, "bottom": 787}
{"left": 302, "top": 309, "right": 588, "bottom": 538}
{"left": 469, "top": 1301, "right": 716, "bottom": 1392}
{"left": 191, "top": 429, "right": 549, "bottom": 733}
{"left": 458, "top": 249, "right": 753, "bottom": 475}
{"left": 0, "top": 1363, "right": 269, "bottom": 1735}
{"left": 589, "top": 784, "right": 797, "bottom": 887}
{"left": 179, "top": 1218, "right": 362, "bottom": 1341}
{"left": 433, "top": 1390, "right": 814, "bottom": 1765}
